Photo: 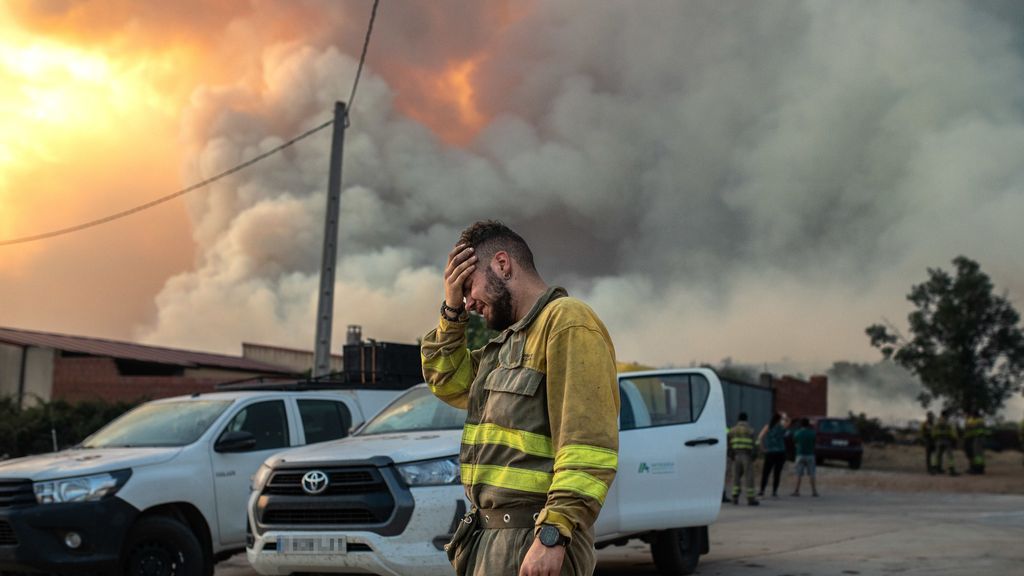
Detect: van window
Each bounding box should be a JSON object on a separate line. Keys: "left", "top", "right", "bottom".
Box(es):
{"left": 298, "top": 399, "right": 352, "bottom": 444}
{"left": 223, "top": 400, "right": 289, "bottom": 451}
{"left": 619, "top": 374, "right": 710, "bottom": 429}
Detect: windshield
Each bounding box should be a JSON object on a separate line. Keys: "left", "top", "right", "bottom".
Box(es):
{"left": 359, "top": 387, "right": 466, "bottom": 435}
{"left": 82, "top": 400, "right": 233, "bottom": 448}
{"left": 818, "top": 419, "right": 858, "bottom": 435}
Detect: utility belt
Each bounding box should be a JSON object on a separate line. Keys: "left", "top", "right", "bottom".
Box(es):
{"left": 445, "top": 506, "right": 542, "bottom": 568}
{"left": 478, "top": 506, "right": 542, "bottom": 529}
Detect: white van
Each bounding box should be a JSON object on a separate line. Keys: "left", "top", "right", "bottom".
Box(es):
{"left": 0, "top": 387, "right": 402, "bottom": 576}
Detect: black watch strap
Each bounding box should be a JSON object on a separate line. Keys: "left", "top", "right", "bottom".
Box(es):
{"left": 440, "top": 300, "right": 466, "bottom": 321}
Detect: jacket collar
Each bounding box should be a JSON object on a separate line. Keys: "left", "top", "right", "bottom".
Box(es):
{"left": 490, "top": 286, "right": 568, "bottom": 344}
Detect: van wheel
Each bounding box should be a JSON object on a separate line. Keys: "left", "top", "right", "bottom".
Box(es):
{"left": 849, "top": 457, "right": 862, "bottom": 470}
{"left": 122, "top": 516, "right": 204, "bottom": 576}
{"left": 651, "top": 527, "right": 700, "bottom": 575}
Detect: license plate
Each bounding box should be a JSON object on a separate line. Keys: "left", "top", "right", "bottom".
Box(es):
{"left": 832, "top": 439, "right": 849, "bottom": 446}
{"left": 277, "top": 536, "right": 347, "bottom": 554}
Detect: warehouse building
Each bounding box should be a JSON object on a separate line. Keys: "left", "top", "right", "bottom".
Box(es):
{"left": 0, "top": 326, "right": 299, "bottom": 407}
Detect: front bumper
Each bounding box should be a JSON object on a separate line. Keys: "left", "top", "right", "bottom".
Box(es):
{"left": 0, "top": 496, "right": 139, "bottom": 573}
{"left": 247, "top": 485, "right": 464, "bottom": 576}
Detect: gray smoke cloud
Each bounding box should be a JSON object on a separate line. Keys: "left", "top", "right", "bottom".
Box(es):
{"left": 137, "top": 1, "right": 1024, "bottom": 418}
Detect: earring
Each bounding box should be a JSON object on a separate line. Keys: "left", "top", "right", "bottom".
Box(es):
{"left": 504, "top": 272, "right": 511, "bottom": 280}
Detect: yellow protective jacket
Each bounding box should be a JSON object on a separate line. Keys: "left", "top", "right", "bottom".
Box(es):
{"left": 421, "top": 286, "right": 619, "bottom": 541}
{"left": 964, "top": 417, "right": 988, "bottom": 439}
{"left": 728, "top": 421, "right": 755, "bottom": 453}
{"left": 935, "top": 417, "right": 957, "bottom": 441}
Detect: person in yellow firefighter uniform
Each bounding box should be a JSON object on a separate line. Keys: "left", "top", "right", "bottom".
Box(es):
{"left": 727, "top": 412, "right": 759, "bottom": 506}
{"left": 422, "top": 221, "right": 619, "bottom": 576}
{"left": 964, "top": 412, "right": 988, "bottom": 475}
{"left": 934, "top": 410, "right": 959, "bottom": 476}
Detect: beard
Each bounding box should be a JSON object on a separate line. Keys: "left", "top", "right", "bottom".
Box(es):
{"left": 484, "top": 267, "right": 515, "bottom": 331}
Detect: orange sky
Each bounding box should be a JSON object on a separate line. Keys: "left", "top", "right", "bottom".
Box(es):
{"left": 0, "top": 1, "right": 501, "bottom": 337}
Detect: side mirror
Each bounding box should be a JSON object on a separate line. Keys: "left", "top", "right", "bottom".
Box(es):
{"left": 215, "top": 430, "right": 257, "bottom": 453}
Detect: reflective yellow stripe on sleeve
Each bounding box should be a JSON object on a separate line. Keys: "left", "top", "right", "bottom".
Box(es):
{"left": 460, "top": 464, "right": 552, "bottom": 494}
{"left": 550, "top": 469, "right": 610, "bottom": 503}
{"left": 554, "top": 444, "right": 618, "bottom": 471}
{"left": 422, "top": 351, "right": 474, "bottom": 398}
{"left": 463, "top": 423, "right": 554, "bottom": 458}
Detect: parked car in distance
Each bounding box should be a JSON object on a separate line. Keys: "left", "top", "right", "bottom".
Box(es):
{"left": 785, "top": 416, "right": 863, "bottom": 469}
{"left": 814, "top": 417, "right": 863, "bottom": 469}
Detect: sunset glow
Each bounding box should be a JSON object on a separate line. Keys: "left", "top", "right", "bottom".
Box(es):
{"left": 0, "top": 35, "right": 183, "bottom": 167}
{"left": 398, "top": 56, "right": 488, "bottom": 146}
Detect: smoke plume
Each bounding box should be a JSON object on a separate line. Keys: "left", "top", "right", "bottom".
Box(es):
{"left": 5, "top": 1, "right": 1024, "bottom": 418}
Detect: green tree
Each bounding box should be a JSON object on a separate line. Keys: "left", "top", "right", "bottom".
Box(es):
{"left": 466, "top": 313, "right": 498, "bottom": 350}
{"left": 866, "top": 256, "right": 1024, "bottom": 416}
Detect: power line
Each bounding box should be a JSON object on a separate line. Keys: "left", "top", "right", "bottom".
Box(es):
{"left": 0, "top": 119, "right": 334, "bottom": 247}
{"left": 345, "top": 0, "right": 381, "bottom": 126}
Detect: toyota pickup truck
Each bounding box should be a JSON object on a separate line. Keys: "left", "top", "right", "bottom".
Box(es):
{"left": 246, "top": 368, "right": 727, "bottom": 576}
{"left": 0, "top": 386, "right": 404, "bottom": 576}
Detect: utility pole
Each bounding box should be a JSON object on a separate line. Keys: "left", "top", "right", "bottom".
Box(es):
{"left": 313, "top": 101, "right": 348, "bottom": 378}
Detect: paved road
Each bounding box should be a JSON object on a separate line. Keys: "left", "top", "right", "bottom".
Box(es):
{"left": 220, "top": 488, "right": 1024, "bottom": 576}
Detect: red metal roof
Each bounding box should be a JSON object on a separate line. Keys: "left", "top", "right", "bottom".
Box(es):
{"left": 0, "top": 326, "right": 297, "bottom": 375}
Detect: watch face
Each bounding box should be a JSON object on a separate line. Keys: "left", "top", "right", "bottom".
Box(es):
{"left": 539, "top": 524, "right": 561, "bottom": 547}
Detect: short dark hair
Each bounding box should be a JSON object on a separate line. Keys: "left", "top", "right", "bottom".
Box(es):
{"left": 458, "top": 220, "right": 537, "bottom": 273}
{"left": 738, "top": 412, "right": 748, "bottom": 421}
{"left": 801, "top": 418, "right": 811, "bottom": 428}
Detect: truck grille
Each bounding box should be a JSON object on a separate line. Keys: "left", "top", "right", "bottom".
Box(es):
{"left": 258, "top": 466, "right": 396, "bottom": 527}
{"left": 263, "top": 508, "right": 378, "bottom": 524}
{"left": 264, "top": 469, "right": 378, "bottom": 496}
{"left": 0, "top": 479, "right": 34, "bottom": 508}
{"left": 0, "top": 520, "right": 17, "bottom": 546}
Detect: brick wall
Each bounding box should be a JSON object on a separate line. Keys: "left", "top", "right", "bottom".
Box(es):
{"left": 773, "top": 374, "right": 828, "bottom": 420}
{"left": 51, "top": 356, "right": 219, "bottom": 403}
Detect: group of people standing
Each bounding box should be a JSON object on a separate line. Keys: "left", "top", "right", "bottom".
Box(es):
{"left": 919, "top": 409, "right": 990, "bottom": 475}
{"left": 725, "top": 411, "right": 818, "bottom": 506}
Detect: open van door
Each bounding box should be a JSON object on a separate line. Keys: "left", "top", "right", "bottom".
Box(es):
{"left": 612, "top": 369, "right": 726, "bottom": 532}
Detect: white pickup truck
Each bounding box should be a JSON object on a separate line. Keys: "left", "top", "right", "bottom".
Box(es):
{"left": 0, "top": 386, "right": 403, "bottom": 576}
{"left": 246, "top": 369, "right": 727, "bottom": 576}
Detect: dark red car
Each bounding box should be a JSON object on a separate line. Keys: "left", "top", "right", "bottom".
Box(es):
{"left": 785, "top": 417, "right": 863, "bottom": 469}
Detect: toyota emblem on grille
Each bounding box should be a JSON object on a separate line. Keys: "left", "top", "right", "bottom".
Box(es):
{"left": 301, "top": 470, "right": 329, "bottom": 495}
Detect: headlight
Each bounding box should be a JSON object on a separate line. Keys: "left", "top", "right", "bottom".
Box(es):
{"left": 33, "top": 469, "right": 131, "bottom": 504}
{"left": 396, "top": 456, "right": 460, "bottom": 486}
{"left": 251, "top": 463, "right": 273, "bottom": 492}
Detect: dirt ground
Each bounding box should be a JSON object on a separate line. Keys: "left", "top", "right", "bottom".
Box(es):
{"left": 822, "top": 443, "right": 1024, "bottom": 495}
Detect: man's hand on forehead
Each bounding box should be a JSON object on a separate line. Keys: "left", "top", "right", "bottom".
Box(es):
{"left": 444, "top": 243, "right": 477, "bottom": 310}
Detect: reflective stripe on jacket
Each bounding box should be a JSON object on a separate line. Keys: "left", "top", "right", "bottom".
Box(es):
{"left": 729, "top": 421, "right": 755, "bottom": 452}
{"left": 421, "top": 286, "right": 619, "bottom": 540}
{"left": 964, "top": 417, "right": 987, "bottom": 439}
{"left": 935, "top": 419, "right": 957, "bottom": 440}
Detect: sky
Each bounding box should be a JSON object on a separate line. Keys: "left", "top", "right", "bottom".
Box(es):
{"left": 2, "top": 0, "right": 1023, "bottom": 422}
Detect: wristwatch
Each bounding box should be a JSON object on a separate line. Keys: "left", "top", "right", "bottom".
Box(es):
{"left": 538, "top": 524, "right": 569, "bottom": 547}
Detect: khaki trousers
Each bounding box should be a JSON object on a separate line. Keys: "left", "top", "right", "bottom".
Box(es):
{"left": 732, "top": 451, "right": 755, "bottom": 499}
{"left": 453, "top": 525, "right": 596, "bottom": 576}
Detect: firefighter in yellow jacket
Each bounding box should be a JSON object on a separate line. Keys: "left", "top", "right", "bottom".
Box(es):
{"left": 727, "top": 412, "right": 759, "bottom": 506}
{"left": 964, "top": 412, "right": 988, "bottom": 475}
{"left": 422, "top": 221, "right": 619, "bottom": 576}
{"left": 935, "top": 410, "right": 959, "bottom": 476}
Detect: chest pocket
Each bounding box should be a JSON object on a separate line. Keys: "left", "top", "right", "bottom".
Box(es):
{"left": 483, "top": 331, "right": 543, "bottom": 396}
